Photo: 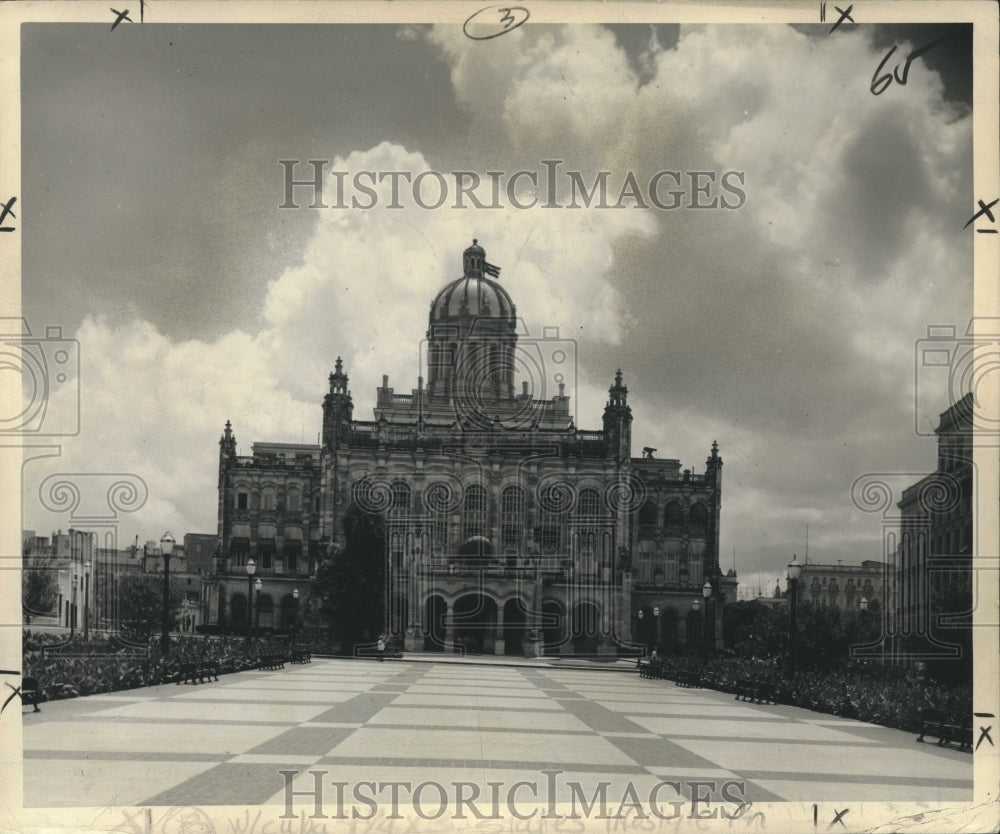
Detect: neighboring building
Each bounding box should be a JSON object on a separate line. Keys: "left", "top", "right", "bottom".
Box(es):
{"left": 184, "top": 533, "right": 218, "bottom": 574}
{"left": 211, "top": 240, "right": 732, "bottom": 654}
{"left": 891, "top": 394, "right": 973, "bottom": 657}
{"left": 792, "top": 559, "right": 887, "bottom": 611}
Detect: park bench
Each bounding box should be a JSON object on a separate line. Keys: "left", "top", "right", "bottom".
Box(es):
{"left": 638, "top": 660, "right": 663, "bottom": 679}
{"left": 735, "top": 676, "right": 778, "bottom": 704}
{"left": 673, "top": 667, "right": 702, "bottom": 688}
{"left": 175, "top": 659, "right": 220, "bottom": 685}
{"left": 290, "top": 649, "right": 311, "bottom": 664}
{"left": 17, "top": 676, "right": 43, "bottom": 712}
{"left": 259, "top": 652, "right": 285, "bottom": 671}
{"left": 916, "top": 708, "right": 972, "bottom": 751}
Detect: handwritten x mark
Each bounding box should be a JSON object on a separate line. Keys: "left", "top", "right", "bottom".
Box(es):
{"left": 977, "top": 725, "right": 994, "bottom": 750}
{"left": 1, "top": 682, "right": 22, "bottom": 715}
{"left": 0, "top": 196, "right": 16, "bottom": 231}
{"left": 829, "top": 808, "right": 849, "bottom": 828}
{"left": 829, "top": 5, "right": 854, "bottom": 34}
{"left": 964, "top": 198, "right": 999, "bottom": 229}
{"left": 110, "top": 8, "right": 133, "bottom": 30}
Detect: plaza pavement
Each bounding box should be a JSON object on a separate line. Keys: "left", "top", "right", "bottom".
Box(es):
{"left": 22, "top": 656, "right": 972, "bottom": 809}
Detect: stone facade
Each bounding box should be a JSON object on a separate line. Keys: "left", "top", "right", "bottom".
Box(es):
{"left": 211, "top": 241, "right": 731, "bottom": 655}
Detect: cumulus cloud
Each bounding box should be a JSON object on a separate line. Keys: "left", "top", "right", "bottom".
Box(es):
{"left": 22, "top": 22, "right": 970, "bottom": 584}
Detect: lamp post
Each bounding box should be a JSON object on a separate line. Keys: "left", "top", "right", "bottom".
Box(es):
{"left": 292, "top": 588, "right": 300, "bottom": 645}
{"left": 787, "top": 554, "right": 802, "bottom": 676}
{"left": 653, "top": 606, "right": 661, "bottom": 651}
{"left": 691, "top": 598, "right": 700, "bottom": 651}
{"left": 70, "top": 570, "right": 78, "bottom": 637}
{"left": 245, "top": 559, "right": 256, "bottom": 643}
{"left": 702, "top": 580, "right": 712, "bottom": 659}
{"left": 254, "top": 578, "right": 262, "bottom": 638}
{"left": 859, "top": 596, "right": 868, "bottom": 611}
{"left": 637, "top": 608, "right": 645, "bottom": 655}
{"left": 83, "top": 561, "right": 91, "bottom": 641}
{"left": 160, "top": 532, "right": 175, "bottom": 655}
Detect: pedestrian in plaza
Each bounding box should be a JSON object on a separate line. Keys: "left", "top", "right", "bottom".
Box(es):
{"left": 377, "top": 635, "right": 385, "bottom": 662}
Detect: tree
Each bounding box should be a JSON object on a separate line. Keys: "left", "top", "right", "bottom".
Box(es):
{"left": 22, "top": 542, "right": 58, "bottom": 622}
{"left": 314, "top": 503, "right": 385, "bottom": 654}
{"left": 116, "top": 573, "right": 185, "bottom": 639}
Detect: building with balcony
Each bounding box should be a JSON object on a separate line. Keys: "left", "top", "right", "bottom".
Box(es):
{"left": 211, "top": 240, "right": 731, "bottom": 655}
{"left": 792, "top": 560, "right": 887, "bottom": 611}
{"left": 891, "top": 394, "right": 973, "bottom": 661}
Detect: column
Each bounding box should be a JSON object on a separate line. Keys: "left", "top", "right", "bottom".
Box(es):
{"left": 494, "top": 607, "right": 505, "bottom": 656}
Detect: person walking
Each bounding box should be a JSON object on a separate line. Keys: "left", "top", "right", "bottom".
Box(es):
{"left": 377, "top": 635, "right": 385, "bottom": 662}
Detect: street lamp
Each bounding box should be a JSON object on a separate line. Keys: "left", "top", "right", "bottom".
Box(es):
{"left": 245, "top": 559, "right": 256, "bottom": 643}
{"left": 637, "top": 608, "right": 645, "bottom": 655}
{"left": 859, "top": 596, "right": 868, "bottom": 611}
{"left": 702, "top": 580, "right": 712, "bottom": 659}
{"left": 254, "top": 577, "right": 262, "bottom": 637}
{"left": 292, "top": 588, "right": 300, "bottom": 644}
{"left": 83, "top": 561, "right": 91, "bottom": 641}
{"left": 787, "top": 554, "right": 802, "bottom": 676}
{"left": 160, "top": 532, "right": 175, "bottom": 655}
{"left": 70, "top": 570, "right": 78, "bottom": 638}
{"left": 653, "top": 606, "right": 661, "bottom": 651}
{"left": 690, "top": 598, "right": 700, "bottom": 651}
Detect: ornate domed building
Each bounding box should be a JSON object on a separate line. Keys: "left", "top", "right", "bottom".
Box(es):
{"left": 210, "top": 240, "right": 734, "bottom": 655}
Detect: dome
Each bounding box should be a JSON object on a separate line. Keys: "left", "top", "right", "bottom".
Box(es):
{"left": 429, "top": 239, "right": 516, "bottom": 323}
{"left": 431, "top": 275, "right": 516, "bottom": 322}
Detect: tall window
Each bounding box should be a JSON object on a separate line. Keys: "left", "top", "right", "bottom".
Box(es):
{"left": 689, "top": 501, "right": 708, "bottom": 534}
{"left": 576, "top": 488, "right": 601, "bottom": 519}
{"left": 391, "top": 481, "right": 412, "bottom": 516}
{"left": 286, "top": 490, "right": 301, "bottom": 512}
{"left": 284, "top": 541, "right": 301, "bottom": 573}
{"left": 237, "top": 492, "right": 248, "bottom": 510}
{"left": 261, "top": 490, "right": 276, "bottom": 511}
{"left": 501, "top": 486, "right": 524, "bottom": 549}
{"left": 258, "top": 539, "right": 275, "bottom": 570}
{"left": 537, "top": 485, "right": 566, "bottom": 553}
{"left": 463, "top": 485, "right": 488, "bottom": 540}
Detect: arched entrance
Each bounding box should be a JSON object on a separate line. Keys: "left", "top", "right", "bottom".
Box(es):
{"left": 230, "top": 593, "right": 248, "bottom": 633}
{"left": 542, "top": 599, "right": 567, "bottom": 652}
{"left": 572, "top": 600, "right": 601, "bottom": 654}
{"left": 502, "top": 598, "right": 527, "bottom": 656}
{"left": 453, "top": 593, "right": 498, "bottom": 654}
{"left": 389, "top": 594, "right": 408, "bottom": 641}
{"left": 257, "top": 594, "right": 274, "bottom": 631}
{"left": 424, "top": 595, "right": 447, "bottom": 651}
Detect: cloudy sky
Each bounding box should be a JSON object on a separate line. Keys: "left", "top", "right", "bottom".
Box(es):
{"left": 19, "top": 16, "right": 973, "bottom": 595}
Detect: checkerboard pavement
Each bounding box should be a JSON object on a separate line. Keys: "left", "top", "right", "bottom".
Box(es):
{"left": 22, "top": 658, "right": 972, "bottom": 808}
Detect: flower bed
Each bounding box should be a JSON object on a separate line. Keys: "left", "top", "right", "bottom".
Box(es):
{"left": 22, "top": 631, "right": 287, "bottom": 702}
{"left": 654, "top": 655, "right": 970, "bottom": 733}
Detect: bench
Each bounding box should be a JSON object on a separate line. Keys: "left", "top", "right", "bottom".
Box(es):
{"left": 19, "top": 677, "right": 43, "bottom": 712}
{"left": 673, "top": 668, "right": 702, "bottom": 688}
{"left": 175, "top": 660, "right": 220, "bottom": 685}
{"left": 916, "top": 709, "right": 972, "bottom": 751}
{"left": 735, "top": 677, "right": 778, "bottom": 704}
{"left": 638, "top": 660, "right": 663, "bottom": 679}
{"left": 290, "top": 649, "right": 311, "bottom": 664}
{"left": 259, "top": 652, "right": 286, "bottom": 671}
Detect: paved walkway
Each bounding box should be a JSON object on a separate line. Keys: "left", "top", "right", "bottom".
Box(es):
{"left": 23, "top": 658, "right": 971, "bottom": 810}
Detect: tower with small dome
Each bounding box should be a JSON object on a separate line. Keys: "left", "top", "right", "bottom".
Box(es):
{"left": 211, "top": 239, "right": 732, "bottom": 656}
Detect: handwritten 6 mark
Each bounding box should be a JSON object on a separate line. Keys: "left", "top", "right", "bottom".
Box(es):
{"left": 871, "top": 36, "right": 949, "bottom": 95}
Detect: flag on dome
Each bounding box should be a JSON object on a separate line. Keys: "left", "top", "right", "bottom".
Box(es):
{"left": 483, "top": 261, "right": 501, "bottom": 278}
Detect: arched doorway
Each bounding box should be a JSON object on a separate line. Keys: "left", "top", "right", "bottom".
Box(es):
{"left": 502, "top": 598, "right": 527, "bottom": 656}
{"left": 389, "top": 594, "right": 408, "bottom": 642}
{"left": 230, "top": 593, "right": 248, "bottom": 633}
{"left": 257, "top": 594, "right": 274, "bottom": 631}
{"left": 542, "top": 599, "right": 567, "bottom": 652}
{"left": 572, "top": 600, "right": 600, "bottom": 654}
{"left": 453, "top": 593, "right": 498, "bottom": 654}
{"left": 424, "top": 595, "right": 446, "bottom": 651}
{"left": 279, "top": 594, "right": 296, "bottom": 629}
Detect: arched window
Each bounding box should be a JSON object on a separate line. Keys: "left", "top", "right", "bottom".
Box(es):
{"left": 501, "top": 486, "right": 524, "bottom": 549}
{"left": 537, "top": 485, "right": 566, "bottom": 553}
{"left": 463, "top": 484, "right": 488, "bottom": 540}
{"left": 576, "top": 488, "right": 601, "bottom": 518}
{"left": 352, "top": 478, "right": 372, "bottom": 506}
{"left": 390, "top": 481, "right": 411, "bottom": 515}
{"left": 261, "top": 489, "right": 276, "bottom": 511}
{"left": 286, "top": 489, "right": 301, "bottom": 512}
{"left": 664, "top": 500, "right": 683, "bottom": 528}
{"left": 638, "top": 499, "right": 658, "bottom": 539}
{"left": 689, "top": 502, "right": 708, "bottom": 533}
